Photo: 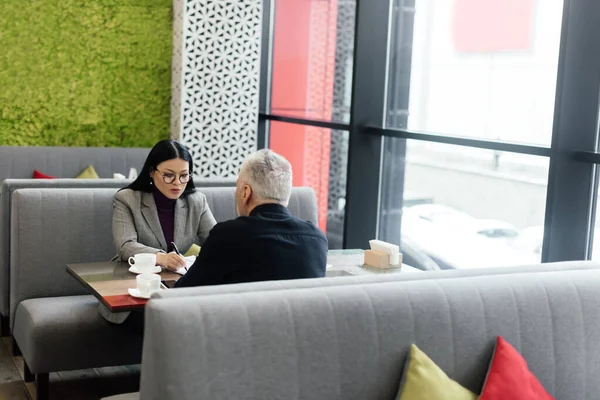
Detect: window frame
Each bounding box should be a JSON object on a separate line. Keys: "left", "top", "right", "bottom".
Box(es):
{"left": 258, "top": 0, "right": 600, "bottom": 263}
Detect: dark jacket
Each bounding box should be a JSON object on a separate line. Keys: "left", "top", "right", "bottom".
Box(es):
{"left": 174, "top": 203, "right": 328, "bottom": 287}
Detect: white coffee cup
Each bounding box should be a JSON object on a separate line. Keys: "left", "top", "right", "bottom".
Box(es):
{"left": 128, "top": 253, "right": 157, "bottom": 273}
{"left": 136, "top": 273, "right": 161, "bottom": 295}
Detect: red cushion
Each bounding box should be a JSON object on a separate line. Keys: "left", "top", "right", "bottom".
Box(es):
{"left": 480, "top": 336, "right": 554, "bottom": 400}
{"left": 32, "top": 170, "right": 56, "bottom": 179}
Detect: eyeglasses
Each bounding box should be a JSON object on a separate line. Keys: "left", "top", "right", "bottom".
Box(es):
{"left": 156, "top": 169, "right": 190, "bottom": 184}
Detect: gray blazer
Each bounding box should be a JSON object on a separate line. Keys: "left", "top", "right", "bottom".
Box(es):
{"left": 112, "top": 188, "right": 217, "bottom": 261}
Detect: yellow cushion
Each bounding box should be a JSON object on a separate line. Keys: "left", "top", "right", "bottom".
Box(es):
{"left": 75, "top": 165, "right": 99, "bottom": 179}
{"left": 184, "top": 244, "right": 201, "bottom": 257}
{"left": 396, "top": 344, "right": 477, "bottom": 400}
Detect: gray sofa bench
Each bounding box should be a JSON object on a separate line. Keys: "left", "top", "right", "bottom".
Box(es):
{"left": 106, "top": 262, "right": 600, "bottom": 400}
{"left": 9, "top": 186, "right": 319, "bottom": 399}
{"left": 119, "top": 268, "right": 600, "bottom": 399}
{"left": 0, "top": 179, "right": 132, "bottom": 335}
{"left": 0, "top": 179, "right": 237, "bottom": 336}
{"left": 12, "top": 186, "right": 600, "bottom": 399}
{"left": 0, "top": 145, "right": 150, "bottom": 180}
{"left": 153, "top": 259, "right": 600, "bottom": 300}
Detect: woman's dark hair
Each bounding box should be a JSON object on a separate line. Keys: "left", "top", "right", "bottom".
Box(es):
{"left": 124, "top": 140, "right": 196, "bottom": 197}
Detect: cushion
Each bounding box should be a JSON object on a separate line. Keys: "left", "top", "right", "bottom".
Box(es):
{"left": 395, "top": 344, "right": 477, "bottom": 400}
{"left": 32, "top": 170, "right": 56, "bottom": 179}
{"left": 184, "top": 244, "right": 201, "bottom": 257}
{"left": 76, "top": 165, "right": 100, "bottom": 179}
{"left": 480, "top": 336, "right": 554, "bottom": 400}
{"left": 12, "top": 295, "right": 142, "bottom": 373}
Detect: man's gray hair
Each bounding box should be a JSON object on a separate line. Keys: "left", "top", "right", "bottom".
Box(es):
{"left": 240, "top": 149, "right": 293, "bottom": 205}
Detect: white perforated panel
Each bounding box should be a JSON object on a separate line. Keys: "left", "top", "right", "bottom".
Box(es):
{"left": 174, "top": 0, "right": 261, "bottom": 180}
{"left": 171, "top": 0, "right": 184, "bottom": 138}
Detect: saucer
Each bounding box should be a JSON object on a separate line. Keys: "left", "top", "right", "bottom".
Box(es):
{"left": 128, "top": 265, "right": 161, "bottom": 274}
{"left": 128, "top": 288, "right": 154, "bottom": 299}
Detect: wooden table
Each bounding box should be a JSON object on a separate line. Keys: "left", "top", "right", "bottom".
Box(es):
{"left": 66, "top": 261, "right": 181, "bottom": 312}
{"left": 67, "top": 251, "right": 418, "bottom": 313}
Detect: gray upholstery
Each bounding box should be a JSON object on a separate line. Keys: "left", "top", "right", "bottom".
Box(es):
{"left": 0, "top": 144, "right": 234, "bottom": 319}
{"left": 9, "top": 186, "right": 318, "bottom": 374}
{"left": 154, "top": 260, "right": 600, "bottom": 300}
{"left": 0, "top": 145, "right": 237, "bottom": 186}
{"left": 140, "top": 269, "right": 600, "bottom": 400}
{"left": 9, "top": 186, "right": 318, "bottom": 324}
{"left": 199, "top": 186, "right": 319, "bottom": 225}
{"left": 10, "top": 189, "right": 120, "bottom": 327}
{"left": 13, "top": 296, "right": 142, "bottom": 373}
{"left": 0, "top": 180, "right": 237, "bottom": 321}
{"left": 0, "top": 146, "right": 149, "bottom": 180}
{"left": 0, "top": 179, "right": 131, "bottom": 317}
{"left": 10, "top": 188, "right": 136, "bottom": 373}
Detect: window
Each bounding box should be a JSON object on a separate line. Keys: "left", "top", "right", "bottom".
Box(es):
{"left": 269, "top": 121, "right": 349, "bottom": 249}
{"left": 379, "top": 141, "right": 549, "bottom": 269}
{"left": 387, "top": 0, "right": 564, "bottom": 146}
{"left": 261, "top": 0, "right": 598, "bottom": 263}
{"left": 267, "top": 0, "right": 355, "bottom": 248}
{"left": 270, "top": 0, "right": 355, "bottom": 123}
{"left": 590, "top": 183, "right": 600, "bottom": 261}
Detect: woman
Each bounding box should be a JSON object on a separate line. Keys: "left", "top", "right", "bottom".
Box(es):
{"left": 113, "top": 139, "right": 216, "bottom": 271}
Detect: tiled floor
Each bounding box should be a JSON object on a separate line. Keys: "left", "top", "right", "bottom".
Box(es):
{"left": 0, "top": 337, "right": 139, "bottom": 400}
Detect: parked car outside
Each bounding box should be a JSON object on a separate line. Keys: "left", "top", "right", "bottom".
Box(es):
{"left": 401, "top": 204, "right": 539, "bottom": 269}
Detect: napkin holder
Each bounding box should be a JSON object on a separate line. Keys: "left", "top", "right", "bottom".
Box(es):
{"left": 364, "top": 240, "right": 402, "bottom": 269}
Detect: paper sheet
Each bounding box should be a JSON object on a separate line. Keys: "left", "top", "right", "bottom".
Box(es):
{"left": 173, "top": 256, "right": 196, "bottom": 275}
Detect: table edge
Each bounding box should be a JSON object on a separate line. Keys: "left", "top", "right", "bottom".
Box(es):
{"left": 66, "top": 264, "right": 146, "bottom": 312}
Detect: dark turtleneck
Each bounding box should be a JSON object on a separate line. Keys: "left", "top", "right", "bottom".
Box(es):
{"left": 153, "top": 187, "right": 176, "bottom": 252}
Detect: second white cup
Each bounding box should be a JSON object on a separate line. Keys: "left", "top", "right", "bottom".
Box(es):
{"left": 136, "top": 273, "right": 161, "bottom": 295}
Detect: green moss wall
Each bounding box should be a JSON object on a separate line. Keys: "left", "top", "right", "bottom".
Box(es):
{"left": 0, "top": 0, "right": 172, "bottom": 147}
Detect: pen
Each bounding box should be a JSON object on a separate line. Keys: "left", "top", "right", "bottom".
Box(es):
{"left": 171, "top": 242, "right": 187, "bottom": 272}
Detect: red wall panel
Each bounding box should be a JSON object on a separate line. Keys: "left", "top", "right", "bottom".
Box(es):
{"left": 270, "top": 0, "right": 338, "bottom": 232}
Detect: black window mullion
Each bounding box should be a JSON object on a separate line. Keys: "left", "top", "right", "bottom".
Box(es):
{"left": 542, "top": 0, "right": 600, "bottom": 262}
{"left": 342, "top": 0, "right": 393, "bottom": 249}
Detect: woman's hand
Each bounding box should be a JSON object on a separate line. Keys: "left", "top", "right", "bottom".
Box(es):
{"left": 156, "top": 252, "right": 186, "bottom": 272}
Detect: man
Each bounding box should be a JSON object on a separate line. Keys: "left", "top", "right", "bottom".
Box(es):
{"left": 175, "top": 149, "right": 328, "bottom": 287}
